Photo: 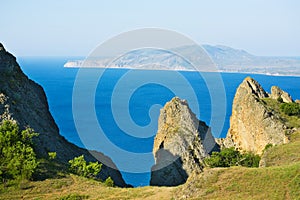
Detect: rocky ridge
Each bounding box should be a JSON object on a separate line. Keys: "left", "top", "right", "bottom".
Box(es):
{"left": 0, "top": 43, "right": 126, "bottom": 187}
{"left": 221, "top": 77, "right": 294, "bottom": 155}
{"left": 150, "top": 97, "right": 219, "bottom": 186}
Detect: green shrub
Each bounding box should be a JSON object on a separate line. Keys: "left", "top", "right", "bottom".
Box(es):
{"left": 239, "top": 152, "right": 261, "bottom": 167}
{"left": 104, "top": 176, "right": 114, "bottom": 187}
{"left": 264, "top": 143, "right": 273, "bottom": 151}
{"left": 68, "top": 155, "right": 102, "bottom": 179}
{"left": 0, "top": 120, "right": 39, "bottom": 181}
{"left": 205, "top": 148, "right": 240, "bottom": 167}
{"left": 48, "top": 152, "right": 57, "bottom": 160}
{"left": 277, "top": 97, "right": 283, "bottom": 103}
{"left": 205, "top": 147, "right": 260, "bottom": 168}
{"left": 280, "top": 103, "right": 300, "bottom": 116}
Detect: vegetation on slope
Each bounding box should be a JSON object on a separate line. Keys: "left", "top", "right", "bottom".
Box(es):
{"left": 205, "top": 147, "right": 260, "bottom": 168}
{"left": 0, "top": 98, "right": 299, "bottom": 199}
{"left": 262, "top": 98, "right": 300, "bottom": 129}
{"left": 0, "top": 174, "right": 173, "bottom": 200}
{"left": 174, "top": 130, "right": 300, "bottom": 199}
{"left": 175, "top": 162, "right": 300, "bottom": 199}
{"left": 0, "top": 120, "right": 39, "bottom": 182}
{"left": 260, "top": 131, "right": 300, "bottom": 167}
{"left": 1, "top": 130, "right": 299, "bottom": 200}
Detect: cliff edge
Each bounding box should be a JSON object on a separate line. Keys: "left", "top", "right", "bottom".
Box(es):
{"left": 0, "top": 43, "right": 126, "bottom": 187}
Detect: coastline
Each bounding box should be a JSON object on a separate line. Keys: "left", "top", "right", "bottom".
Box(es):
{"left": 63, "top": 63, "right": 300, "bottom": 78}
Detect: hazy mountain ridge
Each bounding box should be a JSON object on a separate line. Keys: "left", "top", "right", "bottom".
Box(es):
{"left": 64, "top": 45, "right": 300, "bottom": 76}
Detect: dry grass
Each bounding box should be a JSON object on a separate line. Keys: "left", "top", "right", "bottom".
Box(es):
{"left": 174, "top": 162, "right": 300, "bottom": 200}
{"left": 0, "top": 175, "right": 174, "bottom": 200}
{"left": 261, "top": 131, "right": 300, "bottom": 167}
{"left": 1, "top": 121, "right": 300, "bottom": 199}
{"left": 1, "top": 132, "right": 300, "bottom": 200}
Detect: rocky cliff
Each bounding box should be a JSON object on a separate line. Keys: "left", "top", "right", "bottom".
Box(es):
{"left": 150, "top": 97, "right": 219, "bottom": 186}
{"left": 221, "top": 77, "right": 293, "bottom": 155}
{"left": 0, "top": 43, "right": 126, "bottom": 187}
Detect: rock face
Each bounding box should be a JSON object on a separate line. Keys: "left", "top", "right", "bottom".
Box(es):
{"left": 0, "top": 43, "right": 126, "bottom": 187}
{"left": 222, "top": 77, "right": 290, "bottom": 155}
{"left": 150, "top": 97, "right": 219, "bottom": 186}
{"left": 270, "top": 86, "right": 293, "bottom": 103}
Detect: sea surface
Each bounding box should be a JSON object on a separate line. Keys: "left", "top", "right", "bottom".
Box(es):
{"left": 18, "top": 57, "right": 300, "bottom": 187}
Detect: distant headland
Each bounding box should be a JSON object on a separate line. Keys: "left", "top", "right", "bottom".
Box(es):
{"left": 64, "top": 45, "right": 300, "bottom": 76}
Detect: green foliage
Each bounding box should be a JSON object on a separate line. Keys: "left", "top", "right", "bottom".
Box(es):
{"left": 239, "top": 152, "right": 260, "bottom": 167}
{"left": 68, "top": 155, "right": 102, "bottom": 179}
{"left": 280, "top": 102, "right": 300, "bottom": 116}
{"left": 264, "top": 143, "right": 273, "bottom": 151}
{"left": 104, "top": 176, "right": 114, "bottom": 187}
{"left": 205, "top": 147, "right": 260, "bottom": 168}
{"left": 48, "top": 152, "right": 57, "bottom": 160}
{"left": 262, "top": 98, "right": 300, "bottom": 128}
{"left": 0, "top": 120, "right": 39, "bottom": 181}
{"left": 277, "top": 97, "right": 283, "bottom": 103}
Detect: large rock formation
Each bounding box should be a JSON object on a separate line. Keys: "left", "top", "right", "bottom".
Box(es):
{"left": 222, "top": 77, "right": 291, "bottom": 155}
{"left": 0, "top": 43, "right": 126, "bottom": 187}
{"left": 150, "top": 97, "right": 219, "bottom": 186}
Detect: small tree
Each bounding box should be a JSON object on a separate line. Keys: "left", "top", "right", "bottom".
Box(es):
{"left": 104, "top": 176, "right": 114, "bottom": 187}
{"left": 0, "top": 120, "right": 39, "bottom": 181}
{"left": 68, "top": 155, "right": 102, "bottom": 179}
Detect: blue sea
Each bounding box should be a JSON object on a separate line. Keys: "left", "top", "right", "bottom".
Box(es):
{"left": 18, "top": 57, "right": 300, "bottom": 187}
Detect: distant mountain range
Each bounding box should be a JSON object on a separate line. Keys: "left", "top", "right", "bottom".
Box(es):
{"left": 64, "top": 45, "right": 300, "bottom": 76}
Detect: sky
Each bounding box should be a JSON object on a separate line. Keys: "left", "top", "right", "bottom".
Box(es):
{"left": 1, "top": 0, "right": 299, "bottom": 56}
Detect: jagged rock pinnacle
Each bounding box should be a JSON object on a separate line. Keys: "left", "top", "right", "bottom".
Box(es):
{"left": 222, "top": 77, "right": 290, "bottom": 155}
{"left": 150, "top": 97, "right": 219, "bottom": 186}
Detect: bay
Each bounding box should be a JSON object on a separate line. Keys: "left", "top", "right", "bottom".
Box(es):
{"left": 18, "top": 57, "right": 300, "bottom": 186}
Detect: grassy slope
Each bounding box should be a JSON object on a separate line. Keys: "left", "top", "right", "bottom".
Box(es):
{"left": 1, "top": 133, "right": 299, "bottom": 200}
{"left": 0, "top": 175, "right": 174, "bottom": 200}
{"left": 174, "top": 163, "right": 300, "bottom": 200}
{"left": 1, "top": 100, "right": 299, "bottom": 200}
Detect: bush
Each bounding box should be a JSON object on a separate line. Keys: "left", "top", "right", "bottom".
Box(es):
{"left": 264, "top": 143, "right": 273, "bottom": 151}
{"left": 0, "top": 120, "right": 39, "bottom": 182}
{"left": 280, "top": 103, "right": 300, "bottom": 116}
{"left": 277, "top": 97, "right": 283, "bottom": 103}
{"left": 104, "top": 176, "right": 114, "bottom": 187}
{"left": 68, "top": 155, "right": 102, "bottom": 179}
{"left": 48, "top": 152, "right": 57, "bottom": 160}
{"left": 205, "top": 147, "right": 260, "bottom": 168}
{"left": 239, "top": 152, "right": 261, "bottom": 167}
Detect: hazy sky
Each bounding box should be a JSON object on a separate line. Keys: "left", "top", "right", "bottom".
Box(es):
{"left": 1, "top": 0, "right": 299, "bottom": 56}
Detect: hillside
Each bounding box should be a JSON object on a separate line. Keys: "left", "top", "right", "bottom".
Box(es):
{"left": 0, "top": 43, "right": 126, "bottom": 187}
{"left": 1, "top": 132, "right": 299, "bottom": 199}
{"left": 1, "top": 43, "right": 300, "bottom": 199}
{"left": 64, "top": 45, "right": 300, "bottom": 76}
